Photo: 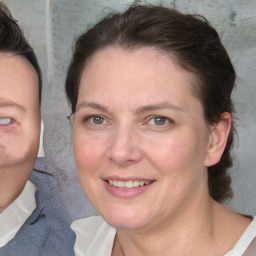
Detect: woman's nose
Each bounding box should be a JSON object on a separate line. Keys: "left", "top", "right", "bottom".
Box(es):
{"left": 107, "top": 126, "right": 143, "bottom": 166}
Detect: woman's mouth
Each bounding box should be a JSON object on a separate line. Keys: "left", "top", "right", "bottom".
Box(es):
{"left": 104, "top": 178, "right": 154, "bottom": 198}
{"left": 107, "top": 180, "right": 151, "bottom": 188}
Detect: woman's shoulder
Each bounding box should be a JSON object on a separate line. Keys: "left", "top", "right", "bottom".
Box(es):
{"left": 71, "top": 216, "right": 116, "bottom": 256}
{"left": 243, "top": 237, "right": 256, "bottom": 255}
{"left": 225, "top": 216, "right": 256, "bottom": 256}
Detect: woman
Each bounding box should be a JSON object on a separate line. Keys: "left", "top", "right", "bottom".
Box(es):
{"left": 66, "top": 4, "right": 256, "bottom": 256}
{"left": 0, "top": 3, "right": 75, "bottom": 255}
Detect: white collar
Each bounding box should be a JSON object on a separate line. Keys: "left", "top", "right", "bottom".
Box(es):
{"left": 71, "top": 216, "right": 116, "bottom": 256}
{"left": 225, "top": 216, "right": 256, "bottom": 256}
{"left": 72, "top": 216, "right": 256, "bottom": 256}
{"left": 0, "top": 180, "right": 37, "bottom": 247}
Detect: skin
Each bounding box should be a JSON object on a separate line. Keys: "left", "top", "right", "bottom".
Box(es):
{"left": 0, "top": 52, "right": 40, "bottom": 213}
{"left": 73, "top": 47, "right": 251, "bottom": 255}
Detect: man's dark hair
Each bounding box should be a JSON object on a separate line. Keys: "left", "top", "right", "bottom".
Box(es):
{"left": 0, "top": 2, "right": 42, "bottom": 102}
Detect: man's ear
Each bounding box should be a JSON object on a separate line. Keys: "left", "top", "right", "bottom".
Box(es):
{"left": 204, "top": 112, "right": 231, "bottom": 167}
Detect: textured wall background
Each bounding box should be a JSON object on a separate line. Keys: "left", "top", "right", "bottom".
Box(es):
{"left": 4, "top": 0, "right": 256, "bottom": 220}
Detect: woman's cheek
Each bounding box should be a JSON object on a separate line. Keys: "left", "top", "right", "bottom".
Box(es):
{"left": 74, "top": 135, "right": 106, "bottom": 174}
{"left": 74, "top": 144, "right": 97, "bottom": 172}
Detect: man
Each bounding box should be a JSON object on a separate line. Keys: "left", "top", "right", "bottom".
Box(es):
{"left": 0, "top": 2, "right": 75, "bottom": 255}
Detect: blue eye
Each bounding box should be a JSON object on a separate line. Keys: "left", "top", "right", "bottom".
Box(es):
{"left": 0, "top": 117, "right": 16, "bottom": 125}
{"left": 148, "top": 116, "right": 168, "bottom": 126}
{"left": 153, "top": 116, "right": 167, "bottom": 125}
{"left": 146, "top": 116, "right": 174, "bottom": 130}
{"left": 89, "top": 116, "right": 106, "bottom": 125}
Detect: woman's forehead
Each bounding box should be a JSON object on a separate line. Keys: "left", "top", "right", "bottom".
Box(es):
{"left": 81, "top": 46, "right": 195, "bottom": 90}
{"left": 77, "top": 47, "right": 203, "bottom": 116}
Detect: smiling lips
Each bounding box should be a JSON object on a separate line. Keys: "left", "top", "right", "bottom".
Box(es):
{"left": 108, "top": 180, "right": 151, "bottom": 189}
{"left": 104, "top": 178, "right": 154, "bottom": 198}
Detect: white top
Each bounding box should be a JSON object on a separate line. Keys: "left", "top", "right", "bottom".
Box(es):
{"left": 37, "top": 118, "right": 45, "bottom": 157}
{"left": 71, "top": 215, "right": 256, "bottom": 256}
{"left": 0, "top": 181, "right": 37, "bottom": 247}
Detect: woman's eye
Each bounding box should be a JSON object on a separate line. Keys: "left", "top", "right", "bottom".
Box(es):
{"left": 88, "top": 116, "right": 106, "bottom": 125}
{"left": 0, "top": 117, "right": 16, "bottom": 125}
{"left": 148, "top": 116, "right": 169, "bottom": 126}
{"left": 153, "top": 116, "right": 167, "bottom": 125}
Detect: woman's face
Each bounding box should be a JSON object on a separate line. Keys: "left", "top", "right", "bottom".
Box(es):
{"left": 73, "top": 47, "right": 214, "bottom": 230}
{"left": 0, "top": 53, "right": 40, "bottom": 212}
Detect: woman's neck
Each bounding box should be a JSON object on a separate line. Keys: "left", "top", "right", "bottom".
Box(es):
{"left": 113, "top": 195, "right": 215, "bottom": 256}
{"left": 113, "top": 198, "right": 251, "bottom": 256}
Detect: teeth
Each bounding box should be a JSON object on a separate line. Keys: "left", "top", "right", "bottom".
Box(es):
{"left": 133, "top": 181, "right": 140, "bottom": 187}
{"left": 108, "top": 180, "right": 151, "bottom": 188}
{"left": 117, "top": 181, "right": 124, "bottom": 188}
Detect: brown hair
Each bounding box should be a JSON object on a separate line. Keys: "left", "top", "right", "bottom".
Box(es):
{"left": 0, "top": 2, "right": 42, "bottom": 102}
{"left": 65, "top": 4, "right": 235, "bottom": 202}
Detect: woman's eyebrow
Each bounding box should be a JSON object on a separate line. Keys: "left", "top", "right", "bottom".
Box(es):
{"left": 135, "top": 102, "right": 185, "bottom": 114}
{"left": 76, "top": 101, "right": 110, "bottom": 113}
{"left": 76, "top": 101, "right": 185, "bottom": 114}
{"left": 0, "top": 98, "right": 25, "bottom": 111}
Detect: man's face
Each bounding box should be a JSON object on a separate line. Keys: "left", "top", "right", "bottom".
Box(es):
{"left": 0, "top": 52, "right": 40, "bottom": 213}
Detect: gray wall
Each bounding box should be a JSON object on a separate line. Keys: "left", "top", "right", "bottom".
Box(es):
{"left": 4, "top": 0, "right": 256, "bottom": 218}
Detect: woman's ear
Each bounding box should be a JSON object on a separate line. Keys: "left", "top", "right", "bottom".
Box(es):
{"left": 204, "top": 112, "right": 231, "bottom": 167}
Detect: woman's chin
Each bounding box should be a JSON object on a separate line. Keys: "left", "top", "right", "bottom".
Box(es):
{"left": 107, "top": 219, "right": 147, "bottom": 230}
{"left": 100, "top": 210, "right": 153, "bottom": 230}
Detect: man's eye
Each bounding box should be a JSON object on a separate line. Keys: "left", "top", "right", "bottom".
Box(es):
{"left": 0, "top": 118, "right": 16, "bottom": 125}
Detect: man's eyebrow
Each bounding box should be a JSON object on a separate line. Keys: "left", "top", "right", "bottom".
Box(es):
{"left": 76, "top": 101, "right": 110, "bottom": 113}
{"left": 0, "top": 99, "right": 25, "bottom": 111}
{"left": 135, "top": 102, "right": 185, "bottom": 114}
